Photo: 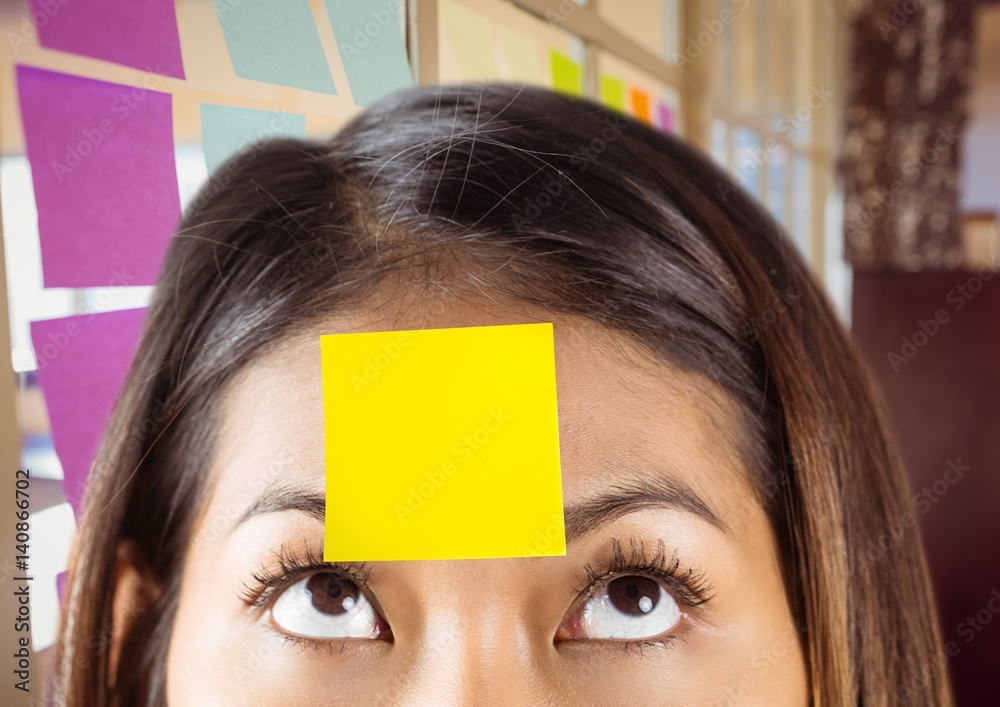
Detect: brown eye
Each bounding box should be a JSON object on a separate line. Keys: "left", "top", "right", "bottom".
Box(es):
{"left": 271, "top": 572, "right": 384, "bottom": 639}
{"left": 305, "top": 572, "right": 361, "bottom": 615}
{"left": 606, "top": 576, "right": 661, "bottom": 616}
{"left": 560, "top": 575, "right": 682, "bottom": 641}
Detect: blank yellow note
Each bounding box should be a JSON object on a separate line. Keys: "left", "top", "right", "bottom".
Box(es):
{"left": 599, "top": 74, "right": 625, "bottom": 112}
{"left": 550, "top": 50, "right": 583, "bottom": 97}
{"left": 321, "top": 323, "right": 566, "bottom": 562}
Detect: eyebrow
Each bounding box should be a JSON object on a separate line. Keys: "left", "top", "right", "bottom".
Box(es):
{"left": 562, "top": 476, "right": 728, "bottom": 541}
{"left": 233, "top": 474, "right": 728, "bottom": 541}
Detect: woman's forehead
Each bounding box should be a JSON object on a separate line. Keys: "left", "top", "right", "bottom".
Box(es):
{"left": 207, "top": 299, "right": 752, "bottom": 534}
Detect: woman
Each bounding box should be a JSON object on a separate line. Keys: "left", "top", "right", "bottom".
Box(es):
{"left": 54, "top": 83, "right": 952, "bottom": 705}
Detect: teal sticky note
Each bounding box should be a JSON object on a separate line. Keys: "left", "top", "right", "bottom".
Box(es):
{"left": 200, "top": 104, "right": 307, "bottom": 173}
{"left": 213, "top": 0, "right": 336, "bottom": 95}
{"left": 324, "top": 0, "right": 413, "bottom": 106}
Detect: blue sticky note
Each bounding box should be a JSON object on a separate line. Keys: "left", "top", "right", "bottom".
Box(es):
{"left": 325, "top": 0, "right": 413, "bottom": 106}
{"left": 212, "top": 0, "right": 336, "bottom": 94}
{"left": 200, "top": 104, "right": 307, "bottom": 173}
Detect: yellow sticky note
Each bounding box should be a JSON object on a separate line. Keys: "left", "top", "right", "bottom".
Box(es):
{"left": 440, "top": 0, "right": 498, "bottom": 80}
{"left": 496, "top": 25, "right": 542, "bottom": 83}
{"left": 321, "top": 323, "right": 566, "bottom": 562}
{"left": 599, "top": 75, "right": 625, "bottom": 111}
{"left": 550, "top": 50, "right": 583, "bottom": 97}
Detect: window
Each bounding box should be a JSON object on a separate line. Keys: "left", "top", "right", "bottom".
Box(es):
{"left": 420, "top": 0, "right": 848, "bottom": 312}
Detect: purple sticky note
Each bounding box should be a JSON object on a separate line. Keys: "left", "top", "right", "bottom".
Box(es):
{"left": 657, "top": 102, "right": 674, "bottom": 134}
{"left": 16, "top": 66, "right": 181, "bottom": 288}
{"left": 31, "top": 308, "right": 147, "bottom": 518}
{"left": 28, "top": 0, "right": 184, "bottom": 79}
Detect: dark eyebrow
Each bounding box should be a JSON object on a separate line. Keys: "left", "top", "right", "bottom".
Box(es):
{"left": 561, "top": 476, "right": 728, "bottom": 542}
{"left": 233, "top": 475, "right": 727, "bottom": 542}
{"left": 234, "top": 482, "right": 326, "bottom": 529}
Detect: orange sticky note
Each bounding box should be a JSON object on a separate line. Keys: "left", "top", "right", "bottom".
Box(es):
{"left": 629, "top": 87, "right": 652, "bottom": 124}
{"left": 321, "top": 323, "right": 566, "bottom": 561}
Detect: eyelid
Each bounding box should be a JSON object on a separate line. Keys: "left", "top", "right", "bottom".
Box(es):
{"left": 579, "top": 568, "right": 708, "bottom": 614}
{"left": 559, "top": 536, "right": 715, "bottom": 657}
{"left": 237, "top": 541, "right": 373, "bottom": 611}
{"left": 579, "top": 537, "right": 713, "bottom": 605}
{"left": 241, "top": 537, "right": 712, "bottom": 652}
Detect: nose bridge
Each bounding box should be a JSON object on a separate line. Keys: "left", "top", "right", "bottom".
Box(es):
{"left": 397, "top": 563, "right": 550, "bottom": 705}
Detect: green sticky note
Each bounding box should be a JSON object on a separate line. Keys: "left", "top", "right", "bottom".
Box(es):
{"left": 213, "top": 0, "right": 337, "bottom": 94}
{"left": 200, "top": 104, "right": 307, "bottom": 174}
{"left": 600, "top": 74, "right": 625, "bottom": 111}
{"left": 321, "top": 323, "right": 566, "bottom": 562}
{"left": 550, "top": 49, "right": 582, "bottom": 97}
{"left": 325, "top": 0, "right": 413, "bottom": 106}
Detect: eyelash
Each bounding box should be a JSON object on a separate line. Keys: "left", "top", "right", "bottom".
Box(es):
{"left": 569, "top": 536, "right": 715, "bottom": 653}
{"left": 238, "top": 541, "right": 372, "bottom": 610}
{"left": 239, "top": 536, "right": 714, "bottom": 656}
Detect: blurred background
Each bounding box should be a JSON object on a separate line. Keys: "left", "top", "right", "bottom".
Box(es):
{"left": 0, "top": 0, "right": 996, "bottom": 703}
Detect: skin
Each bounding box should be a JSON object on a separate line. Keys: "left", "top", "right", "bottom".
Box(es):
{"left": 112, "top": 288, "right": 809, "bottom": 705}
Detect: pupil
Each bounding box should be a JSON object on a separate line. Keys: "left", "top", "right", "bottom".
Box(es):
{"left": 306, "top": 573, "right": 359, "bottom": 615}
{"left": 608, "top": 576, "right": 659, "bottom": 616}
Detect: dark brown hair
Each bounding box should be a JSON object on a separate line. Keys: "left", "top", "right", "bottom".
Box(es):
{"left": 54, "top": 82, "right": 951, "bottom": 705}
